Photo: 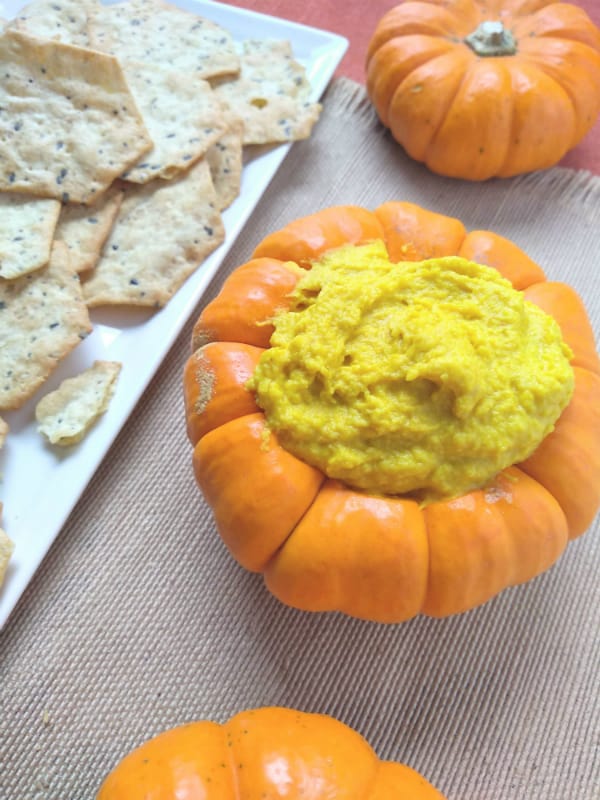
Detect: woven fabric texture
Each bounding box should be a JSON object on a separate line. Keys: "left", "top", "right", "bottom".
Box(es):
{"left": 1, "top": 77, "right": 599, "bottom": 800}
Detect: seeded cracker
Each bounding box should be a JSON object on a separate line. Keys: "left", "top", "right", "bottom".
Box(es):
{"left": 6, "top": 0, "right": 96, "bottom": 47}
{"left": 54, "top": 184, "right": 123, "bottom": 273}
{"left": 82, "top": 159, "right": 225, "bottom": 308}
{"left": 0, "top": 193, "right": 60, "bottom": 279}
{"left": 207, "top": 115, "right": 244, "bottom": 211}
{"left": 36, "top": 360, "right": 121, "bottom": 446}
{"left": 120, "top": 62, "right": 229, "bottom": 184}
{"left": 88, "top": 0, "right": 240, "bottom": 80}
{"left": 0, "top": 416, "right": 7, "bottom": 448}
{"left": 0, "top": 28, "right": 152, "bottom": 204}
{"left": 0, "top": 526, "right": 14, "bottom": 591}
{"left": 0, "top": 241, "right": 92, "bottom": 411}
{"left": 212, "top": 39, "right": 321, "bottom": 145}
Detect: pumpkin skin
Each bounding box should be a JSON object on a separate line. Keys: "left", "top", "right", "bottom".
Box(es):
{"left": 96, "top": 707, "right": 447, "bottom": 799}
{"left": 184, "top": 202, "right": 600, "bottom": 622}
{"left": 365, "top": 0, "right": 600, "bottom": 180}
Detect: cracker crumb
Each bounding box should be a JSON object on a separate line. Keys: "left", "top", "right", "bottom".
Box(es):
{"left": 35, "top": 360, "right": 122, "bottom": 446}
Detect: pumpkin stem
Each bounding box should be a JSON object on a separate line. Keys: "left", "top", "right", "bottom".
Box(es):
{"left": 465, "top": 20, "right": 517, "bottom": 57}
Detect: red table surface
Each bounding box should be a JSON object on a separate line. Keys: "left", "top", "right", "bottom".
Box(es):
{"left": 226, "top": 0, "right": 600, "bottom": 176}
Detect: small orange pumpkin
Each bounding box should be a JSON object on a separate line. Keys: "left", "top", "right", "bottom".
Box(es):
{"left": 96, "top": 707, "right": 447, "bottom": 799}
{"left": 184, "top": 203, "right": 600, "bottom": 622}
{"left": 365, "top": 0, "right": 600, "bottom": 179}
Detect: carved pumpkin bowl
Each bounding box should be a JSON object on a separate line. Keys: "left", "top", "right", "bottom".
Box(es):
{"left": 183, "top": 203, "right": 600, "bottom": 623}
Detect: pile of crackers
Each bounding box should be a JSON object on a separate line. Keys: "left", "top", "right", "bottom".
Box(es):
{"left": 0, "top": 0, "right": 322, "bottom": 586}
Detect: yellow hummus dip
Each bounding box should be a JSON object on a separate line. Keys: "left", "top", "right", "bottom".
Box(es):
{"left": 248, "top": 241, "right": 574, "bottom": 501}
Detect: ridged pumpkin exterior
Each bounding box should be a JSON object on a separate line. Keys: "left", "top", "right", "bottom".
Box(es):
{"left": 96, "top": 707, "right": 446, "bottom": 799}
{"left": 184, "top": 202, "right": 600, "bottom": 622}
{"left": 365, "top": 0, "right": 600, "bottom": 180}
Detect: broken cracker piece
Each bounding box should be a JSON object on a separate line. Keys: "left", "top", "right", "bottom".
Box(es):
{"left": 0, "top": 527, "right": 14, "bottom": 591}
{"left": 0, "top": 192, "right": 61, "bottom": 279}
{"left": 0, "top": 240, "right": 92, "bottom": 411}
{"left": 0, "top": 416, "right": 8, "bottom": 449}
{"left": 36, "top": 360, "right": 121, "bottom": 446}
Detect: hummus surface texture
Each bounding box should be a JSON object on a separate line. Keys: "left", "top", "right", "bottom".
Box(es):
{"left": 249, "top": 242, "right": 574, "bottom": 501}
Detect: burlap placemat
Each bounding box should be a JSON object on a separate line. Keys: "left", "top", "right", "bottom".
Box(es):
{"left": 1, "top": 77, "right": 599, "bottom": 800}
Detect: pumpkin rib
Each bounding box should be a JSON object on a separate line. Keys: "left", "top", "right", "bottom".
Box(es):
{"left": 264, "top": 479, "right": 429, "bottom": 623}
{"left": 458, "top": 229, "right": 546, "bottom": 289}
{"left": 517, "top": 38, "right": 600, "bottom": 144}
{"left": 422, "top": 466, "right": 569, "bottom": 618}
{"left": 518, "top": 366, "right": 600, "bottom": 539}
{"left": 193, "top": 413, "right": 325, "bottom": 572}
{"left": 183, "top": 342, "right": 265, "bottom": 446}
{"left": 375, "top": 200, "right": 467, "bottom": 261}
{"left": 425, "top": 58, "right": 514, "bottom": 181}
{"left": 523, "top": 281, "right": 600, "bottom": 375}
{"left": 192, "top": 257, "right": 302, "bottom": 350}
{"left": 96, "top": 720, "right": 235, "bottom": 800}
{"left": 366, "top": 1, "right": 476, "bottom": 61}
{"left": 252, "top": 205, "right": 385, "bottom": 268}
{"left": 225, "top": 708, "right": 381, "bottom": 799}
{"left": 499, "top": 59, "right": 576, "bottom": 177}
{"left": 388, "top": 49, "right": 474, "bottom": 165}
{"left": 366, "top": 36, "right": 457, "bottom": 128}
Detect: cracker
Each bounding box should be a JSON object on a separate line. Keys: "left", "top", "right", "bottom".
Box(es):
{"left": 0, "top": 416, "right": 8, "bottom": 449}
{"left": 212, "top": 39, "right": 321, "bottom": 144}
{"left": 0, "top": 240, "right": 92, "bottom": 411}
{"left": 0, "top": 193, "right": 61, "bottom": 279}
{"left": 0, "top": 527, "right": 14, "bottom": 590}
{"left": 206, "top": 116, "right": 244, "bottom": 211}
{"left": 0, "top": 28, "right": 152, "bottom": 204}
{"left": 82, "top": 159, "right": 225, "bottom": 308}
{"left": 36, "top": 359, "right": 121, "bottom": 445}
{"left": 7, "top": 0, "right": 96, "bottom": 47}
{"left": 54, "top": 184, "right": 123, "bottom": 273}
{"left": 88, "top": 0, "right": 239, "bottom": 80}
{"left": 120, "top": 61, "right": 229, "bottom": 183}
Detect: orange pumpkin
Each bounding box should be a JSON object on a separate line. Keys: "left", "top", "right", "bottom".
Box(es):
{"left": 365, "top": 0, "right": 600, "bottom": 180}
{"left": 184, "top": 203, "right": 600, "bottom": 622}
{"left": 96, "top": 707, "right": 446, "bottom": 799}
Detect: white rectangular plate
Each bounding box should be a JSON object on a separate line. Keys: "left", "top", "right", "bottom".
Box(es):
{"left": 0, "top": 0, "right": 348, "bottom": 627}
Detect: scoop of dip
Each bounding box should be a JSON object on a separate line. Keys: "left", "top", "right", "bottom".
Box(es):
{"left": 248, "top": 241, "right": 574, "bottom": 501}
